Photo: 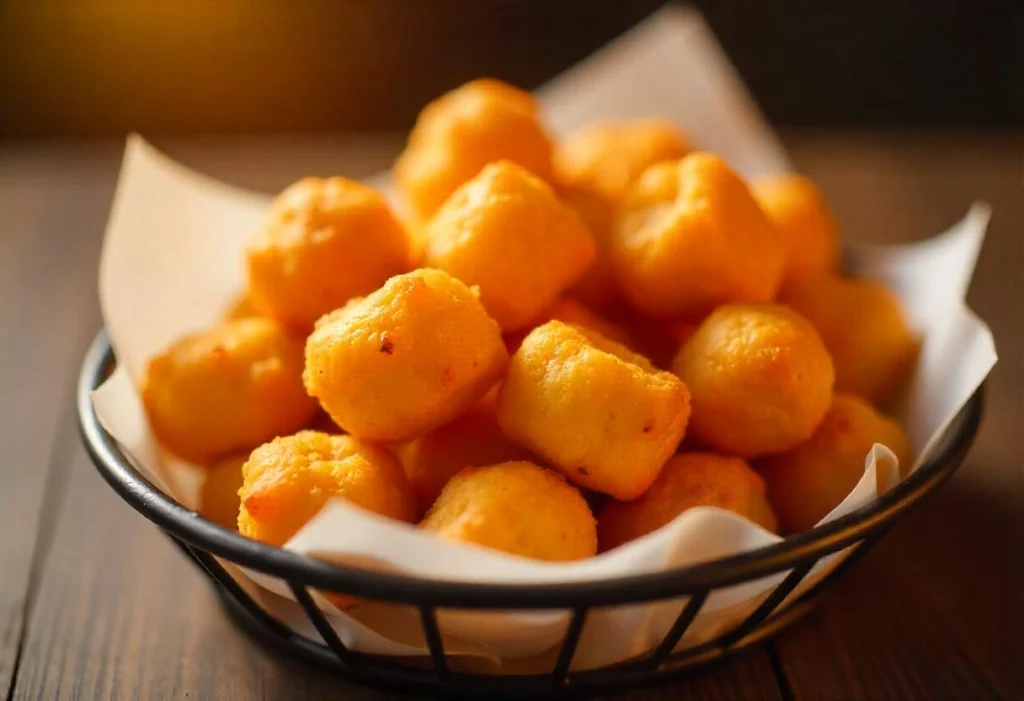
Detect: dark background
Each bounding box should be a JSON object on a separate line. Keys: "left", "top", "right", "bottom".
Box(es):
{"left": 1, "top": 0, "right": 1021, "bottom": 139}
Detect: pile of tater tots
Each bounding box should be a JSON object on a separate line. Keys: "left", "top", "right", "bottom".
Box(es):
{"left": 142, "top": 79, "right": 920, "bottom": 571}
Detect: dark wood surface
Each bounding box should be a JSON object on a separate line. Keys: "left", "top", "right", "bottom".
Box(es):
{"left": 0, "top": 132, "right": 1020, "bottom": 700}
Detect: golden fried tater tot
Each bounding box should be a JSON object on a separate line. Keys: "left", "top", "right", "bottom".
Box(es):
{"left": 671, "top": 303, "right": 834, "bottom": 458}
{"left": 141, "top": 318, "right": 316, "bottom": 462}
{"left": 554, "top": 120, "right": 692, "bottom": 203}
{"left": 247, "top": 177, "right": 410, "bottom": 330}
{"left": 758, "top": 394, "right": 910, "bottom": 533}
{"left": 304, "top": 269, "right": 508, "bottom": 442}
{"left": 497, "top": 321, "right": 691, "bottom": 500}
{"left": 395, "top": 79, "right": 553, "bottom": 222}
{"left": 421, "top": 461, "right": 597, "bottom": 561}
{"left": 421, "top": 161, "right": 596, "bottom": 331}
{"left": 752, "top": 174, "right": 841, "bottom": 284}
{"left": 782, "top": 273, "right": 919, "bottom": 406}
{"left": 504, "top": 297, "right": 629, "bottom": 353}
{"left": 238, "top": 431, "right": 416, "bottom": 547}
{"left": 611, "top": 153, "right": 784, "bottom": 319}
{"left": 555, "top": 121, "right": 692, "bottom": 316}
{"left": 599, "top": 453, "right": 777, "bottom": 551}
{"left": 396, "top": 389, "right": 531, "bottom": 515}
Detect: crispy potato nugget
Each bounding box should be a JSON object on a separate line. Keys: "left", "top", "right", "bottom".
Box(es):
{"left": 555, "top": 121, "right": 691, "bottom": 315}
{"left": 396, "top": 390, "right": 531, "bottom": 515}
{"left": 199, "top": 454, "right": 246, "bottom": 530}
{"left": 246, "top": 177, "right": 410, "bottom": 330}
{"left": 560, "top": 190, "right": 626, "bottom": 315}
{"left": 421, "top": 161, "right": 596, "bottom": 331}
{"left": 782, "top": 274, "right": 919, "bottom": 405}
{"left": 395, "top": 79, "right": 553, "bottom": 223}
{"left": 505, "top": 297, "right": 629, "bottom": 353}
{"left": 672, "top": 304, "right": 834, "bottom": 458}
{"left": 421, "top": 461, "right": 597, "bottom": 561}
{"left": 752, "top": 174, "right": 841, "bottom": 284}
{"left": 554, "top": 120, "right": 692, "bottom": 203}
{"left": 238, "top": 431, "right": 416, "bottom": 547}
{"left": 533, "top": 298, "right": 629, "bottom": 345}
{"left": 497, "top": 321, "right": 691, "bottom": 500}
{"left": 304, "top": 269, "right": 508, "bottom": 442}
{"left": 611, "top": 153, "right": 785, "bottom": 319}
{"left": 141, "top": 318, "right": 316, "bottom": 462}
{"left": 599, "top": 453, "right": 777, "bottom": 551}
{"left": 759, "top": 394, "right": 910, "bottom": 533}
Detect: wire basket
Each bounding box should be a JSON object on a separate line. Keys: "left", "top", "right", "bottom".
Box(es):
{"left": 77, "top": 331, "right": 984, "bottom": 699}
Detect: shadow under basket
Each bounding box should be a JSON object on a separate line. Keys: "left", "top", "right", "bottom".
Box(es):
{"left": 77, "top": 331, "right": 984, "bottom": 699}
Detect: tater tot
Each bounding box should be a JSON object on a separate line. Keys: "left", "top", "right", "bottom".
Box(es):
{"left": 304, "top": 269, "right": 508, "bottom": 442}
{"left": 395, "top": 79, "right": 553, "bottom": 223}
{"left": 611, "top": 153, "right": 785, "bottom": 319}
{"left": 421, "top": 461, "right": 597, "bottom": 561}
{"left": 396, "top": 389, "right": 532, "bottom": 515}
{"left": 782, "top": 274, "right": 919, "bottom": 406}
{"left": 671, "top": 304, "right": 834, "bottom": 458}
{"left": 497, "top": 321, "right": 691, "bottom": 500}
{"left": 559, "top": 189, "right": 624, "bottom": 314}
{"left": 758, "top": 394, "right": 910, "bottom": 533}
{"left": 141, "top": 318, "right": 317, "bottom": 462}
{"left": 535, "top": 298, "right": 630, "bottom": 345}
{"left": 505, "top": 297, "right": 630, "bottom": 353}
{"left": 599, "top": 453, "right": 777, "bottom": 551}
{"left": 238, "top": 431, "right": 416, "bottom": 547}
{"left": 554, "top": 120, "right": 692, "bottom": 203}
{"left": 199, "top": 454, "right": 246, "bottom": 530}
{"left": 421, "top": 161, "right": 596, "bottom": 331}
{"left": 246, "top": 177, "right": 410, "bottom": 330}
{"left": 555, "top": 121, "right": 692, "bottom": 316}
{"left": 752, "top": 174, "right": 841, "bottom": 284}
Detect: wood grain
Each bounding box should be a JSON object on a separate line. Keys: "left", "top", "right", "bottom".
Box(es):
{"left": 0, "top": 145, "right": 120, "bottom": 695}
{"left": 9, "top": 445, "right": 406, "bottom": 701}
{"left": 769, "top": 479, "right": 1021, "bottom": 700}
{"left": 2, "top": 133, "right": 1020, "bottom": 700}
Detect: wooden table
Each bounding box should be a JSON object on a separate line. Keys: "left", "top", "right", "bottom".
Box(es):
{"left": 1, "top": 132, "right": 1020, "bottom": 700}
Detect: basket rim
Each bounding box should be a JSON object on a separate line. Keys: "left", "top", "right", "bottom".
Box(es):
{"left": 78, "top": 330, "right": 983, "bottom": 608}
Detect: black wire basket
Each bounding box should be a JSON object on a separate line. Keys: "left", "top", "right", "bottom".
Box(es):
{"left": 77, "top": 331, "right": 984, "bottom": 699}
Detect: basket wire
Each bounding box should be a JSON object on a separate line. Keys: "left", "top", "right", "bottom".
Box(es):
{"left": 78, "top": 331, "right": 982, "bottom": 699}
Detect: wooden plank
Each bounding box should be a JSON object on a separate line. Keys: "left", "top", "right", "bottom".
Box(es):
{"left": 0, "top": 144, "right": 122, "bottom": 695}
{"left": 610, "top": 650, "right": 785, "bottom": 701}
{"left": 9, "top": 445, "right": 405, "bottom": 701}
{"left": 770, "top": 478, "right": 1020, "bottom": 700}
{"left": 768, "top": 133, "right": 1023, "bottom": 700}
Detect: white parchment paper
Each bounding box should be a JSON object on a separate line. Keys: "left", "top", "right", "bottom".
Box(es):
{"left": 90, "top": 5, "right": 996, "bottom": 671}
